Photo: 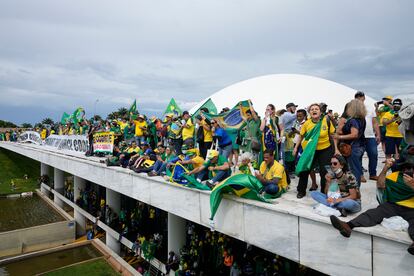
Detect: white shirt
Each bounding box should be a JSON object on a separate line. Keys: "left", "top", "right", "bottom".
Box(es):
{"left": 365, "top": 105, "right": 376, "bottom": 138}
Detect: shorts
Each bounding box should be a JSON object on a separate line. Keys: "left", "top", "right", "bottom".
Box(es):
{"left": 385, "top": 136, "right": 402, "bottom": 155}
{"left": 380, "top": 126, "right": 386, "bottom": 142}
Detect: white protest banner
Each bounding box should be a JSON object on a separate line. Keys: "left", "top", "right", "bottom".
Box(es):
{"left": 44, "top": 135, "right": 89, "bottom": 155}
{"left": 18, "top": 131, "right": 42, "bottom": 145}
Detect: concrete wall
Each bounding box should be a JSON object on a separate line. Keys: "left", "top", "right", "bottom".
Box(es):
{"left": 2, "top": 143, "right": 413, "bottom": 276}
{"left": 0, "top": 220, "right": 75, "bottom": 257}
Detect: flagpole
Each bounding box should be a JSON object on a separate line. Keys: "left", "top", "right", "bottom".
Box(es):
{"left": 94, "top": 99, "right": 99, "bottom": 118}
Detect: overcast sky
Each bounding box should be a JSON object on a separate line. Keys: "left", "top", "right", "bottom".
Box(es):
{"left": 1, "top": 0, "right": 413, "bottom": 125}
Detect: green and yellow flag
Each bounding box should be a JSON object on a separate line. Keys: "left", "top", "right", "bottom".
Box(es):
{"left": 70, "top": 107, "right": 85, "bottom": 125}
{"left": 210, "top": 174, "right": 284, "bottom": 220}
{"left": 295, "top": 120, "right": 322, "bottom": 176}
{"left": 60, "top": 112, "right": 70, "bottom": 124}
{"left": 129, "top": 99, "right": 137, "bottom": 115}
{"left": 192, "top": 98, "right": 218, "bottom": 119}
{"left": 163, "top": 98, "right": 182, "bottom": 117}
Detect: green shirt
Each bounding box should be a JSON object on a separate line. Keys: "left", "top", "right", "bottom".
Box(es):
{"left": 203, "top": 155, "right": 230, "bottom": 178}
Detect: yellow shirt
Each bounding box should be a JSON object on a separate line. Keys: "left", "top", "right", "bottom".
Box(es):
{"left": 200, "top": 120, "right": 213, "bottom": 142}
{"left": 182, "top": 118, "right": 195, "bottom": 141}
{"left": 259, "top": 161, "right": 288, "bottom": 190}
{"left": 133, "top": 120, "right": 147, "bottom": 137}
{"left": 191, "top": 156, "right": 205, "bottom": 169}
{"left": 300, "top": 117, "right": 334, "bottom": 150}
{"left": 382, "top": 112, "right": 403, "bottom": 138}
{"left": 117, "top": 121, "right": 128, "bottom": 132}
{"left": 40, "top": 129, "right": 47, "bottom": 140}
{"left": 127, "top": 146, "right": 141, "bottom": 154}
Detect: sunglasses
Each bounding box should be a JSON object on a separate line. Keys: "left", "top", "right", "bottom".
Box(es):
{"left": 331, "top": 161, "right": 338, "bottom": 166}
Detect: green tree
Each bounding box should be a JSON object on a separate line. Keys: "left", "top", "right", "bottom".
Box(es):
{"left": 117, "top": 107, "right": 128, "bottom": 118}
{"left": 21, "top": 123, "right": 33, "bottom": 128}
{"left": 0, "top": 120, "right": 17, "bottom": 128}
{"left": 41, "top": 117, "right": 54, "bottom": 125}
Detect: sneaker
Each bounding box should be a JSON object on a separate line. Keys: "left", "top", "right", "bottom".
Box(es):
{"left": 296, "top": 192, "right": 306, "bottom": 199}
{"left": 147, "top": 171, "right": 157, "bottom": 177}
{"left": 206, "top": 181, "right": 215, "bottom": 189}
{"left": 369, "top": 176, "right": 379, "bottom": 181}
{"left": 330, "top": 215, "right": 352, "bottom": 238}
{"left": 360, "top": 176, "right": 367, "bottom": 183}
{"left": 408, "top": 242, "right": 414, "bottom": 255}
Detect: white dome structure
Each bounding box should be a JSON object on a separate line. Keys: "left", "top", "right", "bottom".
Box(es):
{"left": 190, "top": 74, "right": 376, "bottom": 116}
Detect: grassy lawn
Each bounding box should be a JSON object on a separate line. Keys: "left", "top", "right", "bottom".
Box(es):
{"left": 44, "top": 258, "right": 120, "bottom": 276}
{"left": 0, "top": 148, "right": 40, "bottom": 195}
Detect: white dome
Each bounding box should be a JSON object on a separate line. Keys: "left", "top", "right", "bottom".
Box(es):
{"left": 190, "top": 74, "right": 376, "bottom": 116}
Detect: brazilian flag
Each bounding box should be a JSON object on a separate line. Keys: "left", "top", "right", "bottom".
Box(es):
{"left": 60, "top": 112, "right": 70, "bottom": 124}
{"left": 70, "top": 107, "right": 85, "bottom": 125}
{"left": 163, "top": 98, "right": 182, "bottom": 117}
{"left": 210, "top": 174, "right": 285, "bottom": 220}
{"left": 192, "top": 98, "right": 218, "bottom": 119}
{"left": 129, "top": 99, "right": 137, "bottom": 115}
{"left": 383, "top": 172, "right": 414, "bottom": 204}
{"left": 295, "top": 120, "right": 322, "bottom": 176}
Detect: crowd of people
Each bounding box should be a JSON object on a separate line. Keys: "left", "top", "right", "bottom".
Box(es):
{"left": 6, "top": 92, "right": 414, "bottom": 256}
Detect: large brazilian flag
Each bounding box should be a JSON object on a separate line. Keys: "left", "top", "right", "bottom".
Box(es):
{"left": 295, "top": 119, "right": 322, "bottom": 176}
{"left": 209, "top": 174, "right": 285, "bottom": 220}
{"left": 163, "top": 98, "right": 182, "bottom": 117}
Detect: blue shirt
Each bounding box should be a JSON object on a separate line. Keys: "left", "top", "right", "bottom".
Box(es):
{"left": 214, "top": 128, "right": 232, "bottom": 147}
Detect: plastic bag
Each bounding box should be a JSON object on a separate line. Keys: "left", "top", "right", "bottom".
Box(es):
{"left": 313, "top": 203, "right": 341, "bottom": 217}
{"left": 381, "top": 216, "right": 409, "bottom": 231}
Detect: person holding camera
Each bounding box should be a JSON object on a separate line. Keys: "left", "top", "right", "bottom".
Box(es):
{"left": 382, "top": 98, "right": 404, "bottom": 159}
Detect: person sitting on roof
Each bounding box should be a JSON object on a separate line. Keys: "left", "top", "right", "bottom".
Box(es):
{"left": 186, "top": 150, "right": 231, "bottom": 188}
{"left": 254, "top": 149, "right": 289, "bottom": 196}
{"left": 147, "top": 146, "right": 177, "bottom": 176}
{"left": 330, "top": 146, "right": 414, "bottom": 255}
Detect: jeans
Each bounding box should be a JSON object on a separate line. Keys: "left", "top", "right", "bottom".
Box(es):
{"left": 152, "top": 160, "right": 167, "bottom": 175}
{"left": 198, "top": 169, "right": 230, "bottom": 184}
{"left": 364, "top": 138, "right": 378, "bottom": 177}
{"left": 311, "top": 191, "right": 361, "bottom": 213}
{"left": 135, "top": 136, "right": 146, "bottom": 146}
{"left": 219, "top": 143, "right": 233, "bottom": 159}
{"left": 263, "top": 183, "right": 279, "bottom": 195}
{"left": 348, "top": 144, "right": 365, "bottom": 187}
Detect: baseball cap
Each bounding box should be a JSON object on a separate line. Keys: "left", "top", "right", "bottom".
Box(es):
{"left": 207, "top": 150, "right": 219, "bottom": 160}
{"left": 393, "top": 99, "right": 403, "bottom": 106}
{"left": 286, "top": 103, "right": 298, "bottom": 109}
{"left": 382, "top": 96, "right": 393, "bottom": 101}
{"left": 182, "top": 111, "right": 189, "bottom": 116}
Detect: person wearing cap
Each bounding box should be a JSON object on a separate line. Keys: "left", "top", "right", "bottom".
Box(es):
{"left": 240, "top": 100, "right": 261, "bottom": 161}
{"left": 255, "top": 149, "right": 288, "bottom": 196}
{"left": 147, "top": 146, "right": 176, "bottom": 176}
{"left": 382, "top": 98, "right": 404, "bottom": 159}
{"left": 132, "top": 114, "right": 148, "bottom": 146}
{"left": 186, "top": 150, "right": 230, "bottom": 188}
{"left": 181, "top": 111, "right": 195, "bottom": 145}
{"left": 177, "top": 148, "right": 205, "bottom": 171}
{"left": 311, "top": 154, "right": 361, "bottom": 216}
{"left": 375, "top": 95, "right": 394, "bottom": 152}
{"left": 330, "top": 147, "right": 414, "bottom": 255}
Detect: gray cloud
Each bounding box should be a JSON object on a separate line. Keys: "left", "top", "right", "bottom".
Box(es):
{"left": 0, "top": 0, "right": 414, "bottom": 124}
